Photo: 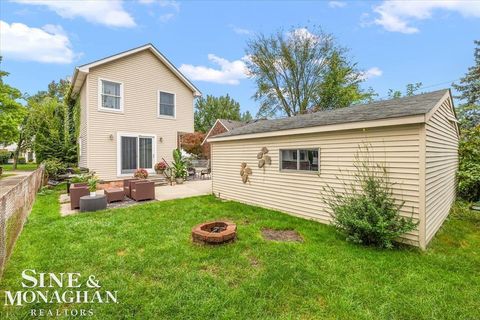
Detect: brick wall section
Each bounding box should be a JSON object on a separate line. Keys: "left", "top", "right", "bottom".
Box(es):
{"left": 203, "top": 122, "right": 228, "bottom": 159}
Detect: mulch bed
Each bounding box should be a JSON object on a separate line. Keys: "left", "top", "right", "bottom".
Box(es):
{"left": 261, "top": 229, "right": 303, "bottom": 242}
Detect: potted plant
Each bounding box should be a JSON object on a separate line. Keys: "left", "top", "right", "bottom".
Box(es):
{"left": 172, "top": 149, "right": 187, "bottom": 184}
{"left": 154, "top": 161, "right": 167, "bottom": 174}
{"left": 134, "top": 168, "right": 149, "bottom": 179}
{"left": 87, "top": 175, "right": 99, "bottom": 197}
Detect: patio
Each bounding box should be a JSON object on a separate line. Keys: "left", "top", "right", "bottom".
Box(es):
{"left": 60, "top": 179, "right": 212, "bottom": 216}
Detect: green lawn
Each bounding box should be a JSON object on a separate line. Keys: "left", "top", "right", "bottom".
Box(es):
{"left": 1, "top": 163, "right": 38, "bottom": 171}
{"left": 0, "top": 173, "right": 15, "bottom": 180}
{"left": 1, "top": 188, "right": 479, "bottom": 319}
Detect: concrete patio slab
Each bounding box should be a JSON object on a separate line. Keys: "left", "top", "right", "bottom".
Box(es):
{"left": 155, "top": 180, "right": 212, "bottom": 201}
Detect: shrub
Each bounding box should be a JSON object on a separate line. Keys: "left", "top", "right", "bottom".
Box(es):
{"left": 43, "top": 158, "right": 66, "bottom": 180}
{"left": 18, "top": 157, "right": 26, "bottom": 164}
{"left": 0, "top": 150, "right": 11, "bottom": 164}
{"left": 458, "top": 126, "right": 480, "bottom": 202}
{"left": 134, "top": 168, "right": 149, "bottom": 179}
{"left": 323, "top": 145, "right": 418, "bottom": 249}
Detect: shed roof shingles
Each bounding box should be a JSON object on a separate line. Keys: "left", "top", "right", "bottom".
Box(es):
{"left": 214, "top": 89, "right": 449, "bottom": 139}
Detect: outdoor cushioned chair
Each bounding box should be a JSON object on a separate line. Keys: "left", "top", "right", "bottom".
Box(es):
{"left": 130, "top": 180, "right": 155, "bottom": 201}
{"left": 70, "top": 183, "right": 89, "bottom": 210}
{"left": 123, "top": 178, "right": 140, "bottom": 198}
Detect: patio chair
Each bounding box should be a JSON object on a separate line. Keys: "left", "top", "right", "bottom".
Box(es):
{"left": 70, "top": 183, "right": 89, "bottom": 210}
{"left": 130, "top": 180, "right": 155, "bottom": 201}
{"left": 200, "top": 161, "right": 211, "bottom": 179}
{"left": 187, "top": 167, "right": 196, "bottom": 180}
{"left": 123, "top": 178, "right": 140, "bottom": 198}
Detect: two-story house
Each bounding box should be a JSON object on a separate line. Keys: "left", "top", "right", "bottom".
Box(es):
{"left": 70, "top": 44, "right": 201, "bottom": 181}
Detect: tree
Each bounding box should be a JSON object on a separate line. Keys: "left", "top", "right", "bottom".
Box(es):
{"left": 0, "top": 59, "right": 25, "bottom": 146}
{"left": 194, "top": 94, "right": 251, "bottom": 132}
{"left": 453, "top": 40, "right": 480, "bottom": 201}
{"left": 246, "top": 26, "right": 371, "bottom": 117}
{"left": 181, "top": 132, "right": 207, "bottom": 158}
{"left": 453, "top": 40, "right": 480, "bottom": 105}
{"left": 387, "top": 82, "right": 423, "bottom": 99}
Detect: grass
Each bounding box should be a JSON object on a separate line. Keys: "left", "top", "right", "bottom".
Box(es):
{"left": 1, "top": 163, "right": 38, "bottom": 171}
{"left": 0, "top": 173, "right": 15, "bottom": 180}
{"left": 0, "top": 188, "right": 479, "bottom": 319}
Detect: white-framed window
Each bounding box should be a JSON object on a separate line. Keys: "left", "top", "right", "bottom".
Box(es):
{"left": 280, "top": 149, "right": 319, "bottom": 172}
{"left": 99, "top": 79, "right": 123, "bottom": 111}
{"left": 158, "top": 91, "right": 175, "bottom": 118}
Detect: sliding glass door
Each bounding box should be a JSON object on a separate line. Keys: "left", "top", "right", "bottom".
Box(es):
{"left": 119, "top": 134, "right": 155, "bottom": 175}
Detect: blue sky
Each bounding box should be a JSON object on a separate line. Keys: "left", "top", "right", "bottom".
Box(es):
{"left": 1, "top": 0, "right": 479, "bottom": 115}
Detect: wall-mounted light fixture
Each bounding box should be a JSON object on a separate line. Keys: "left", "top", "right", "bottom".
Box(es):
{"left": 109, "top": 134, "right": 114, "bottom": 141}
{"left": 159, "top": 137, "right": 163, "bottom": 143}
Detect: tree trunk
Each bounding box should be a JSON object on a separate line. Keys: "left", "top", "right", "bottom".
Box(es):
{"left": 12, "top": 137, "right": 24, "bottom": 170}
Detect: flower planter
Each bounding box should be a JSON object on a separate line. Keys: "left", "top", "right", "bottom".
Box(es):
{"left": 175, "top": 178, "right": 184, "bottom": 184}
{"left": 155, "top": 169, "right": 165, "bottom": 175}
{"left": 90, "top": 191, "right": 96, "bottom": 197}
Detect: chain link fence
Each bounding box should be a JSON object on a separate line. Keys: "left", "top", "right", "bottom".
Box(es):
{"left": 0, "top": 166, "right": 44, "bottom": 277}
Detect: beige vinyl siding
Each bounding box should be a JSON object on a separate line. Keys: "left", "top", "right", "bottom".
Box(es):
{"left": 425, "top": 98, "right": 458, "bottom": 243}
{"left": 78, "top": 82, "right": 88, "bottom": 168}
{"left": 211, "top": 124, "right": 422, "bottom": 246}
{"left": 85, "top": 49, "right": 195, "bottom": 180}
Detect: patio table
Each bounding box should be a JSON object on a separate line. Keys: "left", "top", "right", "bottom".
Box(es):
{"left": 79, "top": 194, "right": 107, "bottom": 212}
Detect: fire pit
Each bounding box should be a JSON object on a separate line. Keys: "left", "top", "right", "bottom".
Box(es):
{"left": 192, "top": 221, "right": 237, "bottom": 244}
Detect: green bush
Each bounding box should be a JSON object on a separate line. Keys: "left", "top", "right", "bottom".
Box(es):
{"left": 0, "top": 150, "right": 11, "bottom": 164}
{"left": 43, "top": 158, "right": 66, "bottom": 180}
{"left": 458, "top": 126, "right": 480, "bottom": 201}
{"left": 323, "top": 146, "right": 418, "bottom": 249}
{"left": 18, "top": 157, "right": 26, "bottom": 164}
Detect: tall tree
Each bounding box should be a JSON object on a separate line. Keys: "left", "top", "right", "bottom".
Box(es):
{"left": 453, "top": 40, "right": 480, "bottom": 105}
{"left": 0, "top": 59, "right": 25, "bottom": 146}
{"left": 246, "top": 26, "right": 371, "bottom": 117}
{"left": 387, "top": 82, "right": 423, "bottom": 99}
{"left": 194, "top": 94, "right": 251, "bottom": 132}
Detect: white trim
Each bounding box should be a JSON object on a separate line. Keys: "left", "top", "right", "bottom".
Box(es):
{"left": 157, "top": 90, "right": 176, "bottom": 119}
{"left": 98, "top": 78, "right": 124, "bottom": 113}
{"left": 116, "top": 131, "right": 157, "bottom": 177}
{"left": 71, "top": 44, "right": 201, "bottom": 96}
{"left": 208, "top": 114, "right": 426, "bottom": 143}
{"left": 201, "top": 119, "right": 229, "bottom": 145}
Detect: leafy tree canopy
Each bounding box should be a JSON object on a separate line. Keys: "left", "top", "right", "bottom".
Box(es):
{"left": 0, "top": 59, "right": 26, "bottom": 145}
{"left": 194, "top": 94, "right": 252, "bottom": 133}
{"left": 246, "top": 26, "right": 373, "bottom": 117}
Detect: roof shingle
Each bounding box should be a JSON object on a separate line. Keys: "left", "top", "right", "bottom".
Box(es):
{"left": 213, "top": 89, "right": 449, "bottom": 139}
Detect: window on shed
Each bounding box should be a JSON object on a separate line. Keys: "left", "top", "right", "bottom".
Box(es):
{"left": 280, "top": 149, "right": 319, "bottom": 172}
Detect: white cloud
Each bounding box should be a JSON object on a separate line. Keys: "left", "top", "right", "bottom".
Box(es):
{"left": 288, "top": 28, "right": 319, "bottom": 42}
{"left": 179, "top": 54, "right": 249, "bottom": 85}
{"left": 372, "top": 0, "right": 480, "bottom": 34}
{"left": 360, "top": 67, "right": 383, "bottom": 80}
{"left": 0, "top": 20, "right": 75, "bottom": 64}
{"left": 328, "top": 1, "right": 347, "bottom": 8}
{"left": 13, "top": 0, "right": 136, "bottom": 28}
{"left": 159, "top": 13, "right": 175, "bottom": 22}
{"left": 229, "top": 25, "right": 252, "bottom": 35}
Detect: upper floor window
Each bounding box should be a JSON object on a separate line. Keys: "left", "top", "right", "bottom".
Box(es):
{"left": 100, "top": 79, "right": 122, "bottom": 111}
{"left": 158, "top": 91, "right": 175, "bottom": 117}
{"left": 280, "top": 149, "right": 319, "bottom": 172}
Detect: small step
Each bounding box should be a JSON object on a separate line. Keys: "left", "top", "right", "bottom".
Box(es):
{"left": 147, "top": 176, "right": 168, "bottom": 186}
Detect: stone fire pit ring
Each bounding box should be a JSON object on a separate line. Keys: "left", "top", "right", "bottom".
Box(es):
{"left": 192, "top": 221, "right": 237, "bottom": 244}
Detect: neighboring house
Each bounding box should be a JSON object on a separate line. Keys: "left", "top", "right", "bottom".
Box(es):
{"left": 208, "top": 89, "right": 459, "bottom": 249}
{"left": 1, "top": 144, "right": 35, "bottom": 163}
{"left": 201, "top": 119, "right": 248, "bottom": 158}
{"left": 70, "top": 44, "right": 201, "bottom": 181}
